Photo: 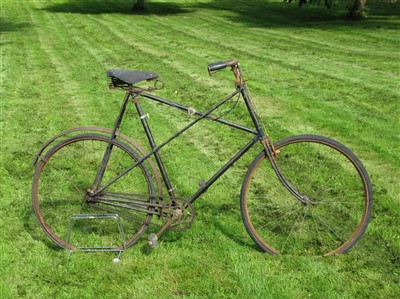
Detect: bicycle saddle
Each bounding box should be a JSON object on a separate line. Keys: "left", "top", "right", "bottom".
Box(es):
{"left": 107, "top": 69, "right": 158, "bottom": 85}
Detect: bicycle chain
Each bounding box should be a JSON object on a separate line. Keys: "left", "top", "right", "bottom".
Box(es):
{"left": 90, "top": 197, "right": 195, "bottom": 231}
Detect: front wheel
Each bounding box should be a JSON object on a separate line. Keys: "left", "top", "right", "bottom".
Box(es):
{"left": 240, "top": 135, "right": 372, "bottom": 256}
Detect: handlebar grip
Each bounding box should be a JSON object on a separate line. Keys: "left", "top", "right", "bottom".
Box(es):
{"left": 208, "top": 61, "right": 227, "bottom": 72}
{"left": 207, "top": 59, "right": 239, "bottom": 75}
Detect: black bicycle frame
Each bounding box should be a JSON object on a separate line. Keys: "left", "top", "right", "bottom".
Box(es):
{"left": 93, "top": 82, "right": 305, "bottom": 205}
{"left": 135, "top": 86, "right": 265, "bottom": 204}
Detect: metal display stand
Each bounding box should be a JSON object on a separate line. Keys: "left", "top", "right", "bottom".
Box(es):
{"left": 66, "top": 214, "right": 126, "bottom": 260}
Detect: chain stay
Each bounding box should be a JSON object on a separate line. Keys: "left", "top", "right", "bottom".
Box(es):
{"left": 90, "top": 195, "right": 195, "bottom": 232}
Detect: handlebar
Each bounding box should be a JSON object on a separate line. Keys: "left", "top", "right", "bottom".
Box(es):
{"left": 207, "top": 59, "right": 239, "bottom": 75}
{"left": 207, "top": 59, "right": 242, "bottom": 86}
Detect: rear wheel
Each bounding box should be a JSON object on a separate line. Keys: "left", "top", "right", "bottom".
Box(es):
{"left": 32, "top": 134, "right": 155, "bottom": 250}
{"left": 240, "top": 135, "right": 372, "bottom": 255}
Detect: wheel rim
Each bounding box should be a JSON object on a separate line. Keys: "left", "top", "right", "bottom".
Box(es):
{"left": 242, "top": 136, "right": 372, "bottom": 255}
{"left": 32, "top": 135, "right": 155, "bottom": 250}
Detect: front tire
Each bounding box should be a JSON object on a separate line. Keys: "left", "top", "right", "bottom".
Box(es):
{"left": 240, "top": 135, "right": 372, "bottom": 256}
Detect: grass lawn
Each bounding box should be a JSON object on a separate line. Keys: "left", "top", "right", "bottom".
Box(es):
{"left": 1, "top": 0, "right": 399, "bottom": 298}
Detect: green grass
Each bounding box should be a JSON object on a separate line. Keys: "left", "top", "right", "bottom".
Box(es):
{"left": 1, "top": 0, "right": 399, "bottom": 297}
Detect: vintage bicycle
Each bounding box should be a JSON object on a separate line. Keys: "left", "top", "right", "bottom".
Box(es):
{"left": 32, "top": 59, "right": 372, "bottom": 256}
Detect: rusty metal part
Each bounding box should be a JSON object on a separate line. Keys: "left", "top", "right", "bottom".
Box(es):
{"left": 90, "top": 193, "right": 195, "bottom": 233}
{"left": 150, "top": 209, "right": 179, "bottom": 244}
{"left": 261, "top": 135, "right": 279, "bottom": 156}
{"left": 32, "top": 126, "right": 163, "bottom": 198}
{"left": 168, "top": 198, "right": 195, "bottom": 232}
{"left": 147, "top": 198, "right": 194, "bottom": 248}
{"left": 231, "top": 64, "right": 243, "bottom": 86}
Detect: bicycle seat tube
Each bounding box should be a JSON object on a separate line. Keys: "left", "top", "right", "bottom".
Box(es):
{"left": 131, "top": 93, "right": 177, "bottom": 200}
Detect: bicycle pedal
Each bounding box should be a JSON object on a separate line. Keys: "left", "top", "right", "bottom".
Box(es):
{"left": 148, "top": 233, "right": 158, "bottom": 249}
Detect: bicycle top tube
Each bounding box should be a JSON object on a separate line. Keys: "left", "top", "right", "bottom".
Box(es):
{"left": 106, "top": 58, "right": 261, "bottom": 134}
{"left": 138, "top": 90, "right": 258, "bottom": 136}
{"left": 122, "top": 59, "right": 263, "bottom": 137}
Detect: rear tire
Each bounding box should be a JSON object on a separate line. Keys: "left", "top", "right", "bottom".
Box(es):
{"left": 32, "top": 134, "right": 155, "bottom": 250}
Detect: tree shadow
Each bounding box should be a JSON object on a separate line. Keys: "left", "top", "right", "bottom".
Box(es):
{"left": 367, "top": 1, "right": 400, "bottom": 17}
{"left": 42, "top": 0, "right": 193, "bottom": 16}
{"left": 193, "top": 0, "right": 400, "bottom": 29}
{"left": 40, "top": 0, "right": 399, "bottom": 29}
{"left": 0, "top": 17, "right": 32, "bottom": 32}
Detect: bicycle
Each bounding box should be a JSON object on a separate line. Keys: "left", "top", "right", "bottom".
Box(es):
{"left": 32, "top": 59, "right": 372, "bottom": 256}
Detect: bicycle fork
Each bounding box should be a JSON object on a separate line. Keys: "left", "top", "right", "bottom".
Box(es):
{"left": 261, "top": 137, "right": 313, "bottom": 205}
{"left": 239, "top": 82, "right": 310, "bottom": 205}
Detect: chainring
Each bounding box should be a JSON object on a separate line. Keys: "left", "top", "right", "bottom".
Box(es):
{"left": 165, "top": 198, "right": 195, "bottom": 232}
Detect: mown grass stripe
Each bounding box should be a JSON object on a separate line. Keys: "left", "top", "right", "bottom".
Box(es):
{"left": 194, "top": 9, "right": 399, "bottom": 62}
{"left": 86, "top": 15, "right": 233, "bottom": 95}
{"left": 124, "top": 13, "right": 399, "bottom": 102}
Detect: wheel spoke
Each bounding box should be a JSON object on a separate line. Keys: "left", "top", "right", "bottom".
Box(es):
{"left": 241, "top": 135, "right": 372, "bottom": 255}
{"left": 43, "top": 159, "right": 83, "bottom": 195}
{"left": 282, "top": 208, "right": 303, "bottom": 251}
{"left": 311, "top": 211, "right": 345, "bottom": 243}
{"left": 32, "top": 134, "right": 155, "bottom": 250}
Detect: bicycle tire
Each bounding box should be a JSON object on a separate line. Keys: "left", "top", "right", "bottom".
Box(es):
{"left": 32, "top": 134, "right": 155, "bottom": 250}
{"left": 240, "top": 135, "right": 372, "bottom": 256}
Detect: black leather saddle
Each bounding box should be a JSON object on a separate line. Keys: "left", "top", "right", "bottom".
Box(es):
{"left": 107, "top": 69, "right": 158, "bottom": 86}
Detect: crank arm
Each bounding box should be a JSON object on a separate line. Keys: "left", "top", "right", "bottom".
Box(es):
{"left": 148, "top": 209, "right": 183, "bottom": 248}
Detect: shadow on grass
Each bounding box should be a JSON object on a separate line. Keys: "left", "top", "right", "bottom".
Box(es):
{"left": 41, "top": 0, "right": 399, "bottom": 29}
{"left": 41, "top": 0, "right": 193, "bottom": 15}
{"left": 193, "top": 0, "right": 400, "bottom": 29}
{"left": 212, "top": 217, "right": 259, "bottom": 251}
{"left": 0, "top": 17, "right": 32, "bottom": 32}
{"left": 22, "top": 205, "right": 64, "bottom": 251}
{"left": 200, "top": 201, "right": 257, "bottom": 250}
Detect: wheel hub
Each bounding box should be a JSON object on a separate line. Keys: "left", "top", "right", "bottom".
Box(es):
{"left": 84, "top": 189, "right": 95, "bottom": 203}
